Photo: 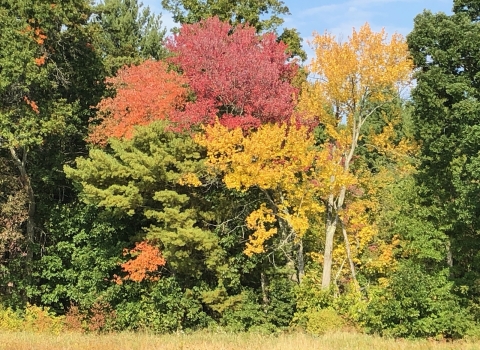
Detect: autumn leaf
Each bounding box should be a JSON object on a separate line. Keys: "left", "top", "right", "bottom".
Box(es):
{"left": 88, "top": 60, "right": 187, "bottom": 145}
{"left": 167, "top": 17, "right": 298, "bottom": 130}
{"left": 298, "top": 23, "right": 413, "bottom": 289}
{"left": 116, "top": 241, "right": 166, "bottom": 284}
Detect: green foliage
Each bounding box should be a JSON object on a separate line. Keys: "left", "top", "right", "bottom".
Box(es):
{"left": 295, "top": 269, "right": 334, "bottom": 314}
{"left": 93, "top": 0, "right": 168, "bottom": 74}
{"left": 34, "top": 203, "right": 132, "bottom": 311}
{"left": 218, "top": 290, "right": 269, "bottom": 332}
{"left": 277, "top": 28, "right": 306, "bottom": 61}
{"left": 65, "top": 121, "right": 226, "bottom": 281}
{"left": 114, "top": 277, "right": 209, "bottom": 332}
{"left": 294, "top": 268, "right": 366, "bottom": 333}
{"left": 364, "top": 262, "right": 474, "bottom": 339}
{"left": 161, "top": 0, "right": 289, "bottom": 32}
{"left": 408, "top": 2, "right": 480, "bottom": 314}
{"left": 305, "top": 308, "right": 345, "bottom": 336}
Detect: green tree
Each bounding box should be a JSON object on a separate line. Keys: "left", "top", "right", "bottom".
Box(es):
{"left": 65, "top": 121, "right": 225, "bottom": 282}
{"left": 93, "top": 0, "right": 168, "bottom": 74}
{"left": 162, "top": 0, "right": 288, "bottom": 32}
{"left": 407, "top": 1, "right": 480, "bottom": 312}
{"left": 0, "top": 1, "right": 104, "bottom": 298}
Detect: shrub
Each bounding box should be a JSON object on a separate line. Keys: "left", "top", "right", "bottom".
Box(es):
{"left": 363, "top": 262, "right": 474, "bottom": 339}
{"left": 0, "top": 304, "right": 64, "bottom": 334}
{"left": 0, "top": 305, "right": 22, "bottom": 331}
{"left": 305, "top": 308, "right": 345, "bottom": 335}
{"left": 114, "top": 277, "right": 209, "bottom": 333}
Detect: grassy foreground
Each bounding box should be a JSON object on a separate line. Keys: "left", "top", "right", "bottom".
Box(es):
{"left": 0, "top": 331, "right": 479, "bottom": 350}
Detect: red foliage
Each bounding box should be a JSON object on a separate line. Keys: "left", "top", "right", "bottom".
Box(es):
{"left": 88, "top": 60, "right": 187, "bottom": 145}
{"left": 115, "top": 241, "right": 166, "bottom": 284}
{"left": 167, "top": 17, "right": 299, "bottom": 130}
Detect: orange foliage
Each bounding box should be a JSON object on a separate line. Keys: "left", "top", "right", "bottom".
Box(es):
{"left": 35, "top": 54, "right": 46, "bottom": 66}
{"left": 88, "top": 60, "right": 187, "bottom": 145}
{"left": 23, "top": 96, "right": 39, "bottom": 114}
{"left": 115, "top": 241, "right": 166, "bottom": 284}
{"left": 34, "top": 28, "right": 47, "bottom": 45}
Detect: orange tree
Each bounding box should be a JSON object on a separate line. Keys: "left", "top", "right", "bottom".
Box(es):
{"left": 88, "top": 60, "right": 187, "bottom": 145}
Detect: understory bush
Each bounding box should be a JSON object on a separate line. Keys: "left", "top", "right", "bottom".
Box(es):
{"left": 113, "top": 277, "right": 210, "bottom": 333}
{"left": 363, "top": 262, "right": 474, "bottom": 339}
{"left": 0, "top": 304, "right": 64, "bottom": 334}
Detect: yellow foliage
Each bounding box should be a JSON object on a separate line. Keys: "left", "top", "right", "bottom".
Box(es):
{"left": 177, "top": 173, "right": 202, "bottom": 187}
{"left": 366, "top": 110, "right": 419, "bottom": 174}
{"left": 196, "top": 121, "right": 328, "bottom": 254}
{"left": 298, "top": 23, "right": 412, "bottom": 130}
{"left": 0, "top": 304, "right": 64, "bottom": 334}
{"left": 244, "top": 203, "right": 278, "bottom": 256}
{"left": 296, "top": 23, "right": 413, "bottom": 287}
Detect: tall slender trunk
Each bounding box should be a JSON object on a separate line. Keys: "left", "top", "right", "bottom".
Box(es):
{"left": 322, "top": 193, "right": 337, "bottom": 289}
{"left": 260, "top": 272, "right": 269, "bottom": 312}
{"left": 341, "top": 220, "right": 357, "bottom": 283}
{"left": 320, "top": 108, "right": 375, "bottom": 290}
{"left": 446, "top": 240, "right": 453, "bottom": 268}
{"left": 321, "top": 135, "right": 354, "bottom": 290}
{"left": 297, "top": 239, "right": 304, "bottom": 283}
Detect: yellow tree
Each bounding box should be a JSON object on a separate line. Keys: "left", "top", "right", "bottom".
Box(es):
{"left": 298, "top": 23, "right": 412, "bottom": 289}
{"left": 196, "top": 121, "right": 331, "bottom": 281}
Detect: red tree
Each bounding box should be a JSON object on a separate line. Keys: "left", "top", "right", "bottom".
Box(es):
{"left": 88, "top": 60, "right": 187, "bottom": 145}
{"left": 167, "top": 17, "right": 299, "bottom": 130}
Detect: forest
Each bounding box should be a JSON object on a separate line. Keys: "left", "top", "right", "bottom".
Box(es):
{"left": 1, "top": 0, "right": 480, "bottom": 341}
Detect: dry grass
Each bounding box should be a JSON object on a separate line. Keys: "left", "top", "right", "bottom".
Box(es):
{"left": 0, "top": 331, "right": 479, "bottom": 350}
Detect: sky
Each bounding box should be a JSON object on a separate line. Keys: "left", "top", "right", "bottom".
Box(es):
{"left": 142, "top": 0, "right": 454, "bottom": 60}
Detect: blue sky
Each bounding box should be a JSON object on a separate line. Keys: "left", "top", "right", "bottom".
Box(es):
{"left": 143, "top": 0, "right": 453, "bottom": 60}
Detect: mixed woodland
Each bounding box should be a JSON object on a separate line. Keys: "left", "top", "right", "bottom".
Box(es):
{"left": 1, "top": 0, "right": 480, "bottom": 339}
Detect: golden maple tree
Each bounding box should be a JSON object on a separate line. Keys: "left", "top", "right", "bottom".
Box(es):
{"left": 298, "top": 23, "right": 413, "bottom": 289}
{"left": 196, "top": 121, "right": 327, "bottom": 280}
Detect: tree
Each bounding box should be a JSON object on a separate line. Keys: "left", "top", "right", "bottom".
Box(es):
{"left": 162, "top": 0, "right": 289, "bottom": 32}
{"left": 0, "top": 156, "right": 27, "bottom": 273}
{"left": 298, "top": 24, "right": 412, "bottom": 289}
{"left": 93, "top": 0, "right": 168, "bottom": 74}
{"left": 88, "top": 60, "right": 187, "bottom": 145}
{"left": 0, "top": 1, "right": 102, "bottom": 286}
{"left": 116, "top": 241, "right": 167, "bottom": 283}
{"left": 167, "top": 17, "right": 298, "bottom": 130}
{"left": 161, "top": 0, "right": 306, "bottom": 59}
{"left": 196, "top": 121, "right": 327, "bottom": 281}
{"left": 66, "top": 121, "right": 225, "bottom": 280}
{"left": 407, "top": 2, "right": 480, "bottom": 306}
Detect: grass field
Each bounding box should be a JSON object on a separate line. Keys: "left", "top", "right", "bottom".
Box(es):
{"left": 0, "top": 331, "right": 479, "bottom": 350}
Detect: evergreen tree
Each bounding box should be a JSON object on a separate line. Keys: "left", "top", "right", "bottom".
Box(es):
{"left": 93, "top": 0, "right": 168, "bottom": 74}
{"left": 408, "top": 0, "right": 480, "bottom": 317}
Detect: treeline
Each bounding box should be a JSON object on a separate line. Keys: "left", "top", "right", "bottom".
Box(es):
{"left": 0, "top": 0, "right": 480, "bottom": 339}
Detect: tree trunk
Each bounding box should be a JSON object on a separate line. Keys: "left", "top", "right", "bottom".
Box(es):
{"left": 341, "top": 220, "right": 357, "bottom": 283}
{"left": 297, "top": 239, "right": 304, "bottom": 283}
{"left": 260, "top": 272, "right": 269, "bottom": 312}
{"left": 322, "top": 195, "right": 337, "bottom": 289}
{"left": 9, "top": 147, "right": 35, "bottom": 260}
{"left": 446, "top": 240, "right": 453, "bottom": 268}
